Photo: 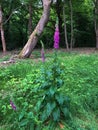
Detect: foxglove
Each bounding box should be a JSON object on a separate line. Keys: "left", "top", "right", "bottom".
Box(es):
{"left": 10, "top": 100, "right": 16, "bottom": 110}
{"left": 54, "top": 24, "right": 60, "bottom": 49}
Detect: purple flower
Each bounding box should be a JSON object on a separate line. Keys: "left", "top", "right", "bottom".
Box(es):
{"left": 10, "top": 100, "right": 16, "bottom": 110}
{"left": 41, "top": 48, "right": 45, "bottom": 62}
{"left": 54, "top": 25, "right": 60, "bottom": 49}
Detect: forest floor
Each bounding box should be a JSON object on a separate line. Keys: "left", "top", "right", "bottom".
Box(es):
{"left": 0, "top": 47, "right": 98, "bottom": 67}
{"left": 0, "top": 47, "right": 98, "bottom": 59}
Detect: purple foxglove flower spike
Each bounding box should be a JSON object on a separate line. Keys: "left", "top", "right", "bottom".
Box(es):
{"left": 41, "top": 48, "right": 45, "bottom": 62}
{"left": 10, "top": 100, "right": 16, "bottom": 110}
{"left": 54, "top": 24, "right": 60, "bottom": 49}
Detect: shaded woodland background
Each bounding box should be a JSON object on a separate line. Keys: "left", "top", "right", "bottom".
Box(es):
{"left": 0, "top": 0, "right": 97, "bottom": 51}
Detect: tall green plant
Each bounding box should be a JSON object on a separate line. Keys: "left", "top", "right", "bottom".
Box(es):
{"left": 34, "top": 51, "right": 71, "bottom": 129}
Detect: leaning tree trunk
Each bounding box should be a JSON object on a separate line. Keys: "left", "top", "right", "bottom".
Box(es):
{"left": 18, "top": 0, "right": 51, "bottom": 58}
{"left": 0, "top": 5, "right": 6, "bottom": 53}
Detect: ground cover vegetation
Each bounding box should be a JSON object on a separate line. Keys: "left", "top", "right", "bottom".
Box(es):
{"left": 0, "top": 50, "right": 98, "bottom": 130}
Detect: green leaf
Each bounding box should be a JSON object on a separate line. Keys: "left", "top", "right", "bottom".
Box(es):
{"left": 61, "top": 107, "right": 69, "bottom": 118}
{"left": 55, "top": 93, "right": 64, "bottom": 105}
{"left": 48, "top": 87, "right": 56, "bottom": 96}
{"left": 29, "top": 123, "right": 35, "bottom": 130}
{"left": 64, "top": 96, "right": 70, "bottom": 107}
{"left": 57, "top": 79, "right": 63, "bottom": 86}
{"left": 46, "top": 71, "right": 52, "bottom": 77}
{"left": 19, "top": 119, "right": 29, "bottom": 127}
{"left": 27, "top": 112, "right": 34, "bottom": 119}
{"left": 35, "top": 100, "right": 42, "bottom": 111}
{"left": 46, "top": 101, "right": 56, "bottom": 116}
{"left": 41, "top": 109, "right": 48, "bottom": 121}
{"left": 52, "top": 108, "right": 60, "bottom": 121}
{"left": 19, "top": 111, "right": 25, "bottom": 121}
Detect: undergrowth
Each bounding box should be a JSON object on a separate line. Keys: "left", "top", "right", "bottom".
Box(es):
{"left": 0, "top": 51, "right": 98, "bottom": 130}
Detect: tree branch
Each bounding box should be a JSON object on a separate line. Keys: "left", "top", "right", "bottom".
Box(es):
{"left": 3, "top": 6, "right": 23, "bottom": 25}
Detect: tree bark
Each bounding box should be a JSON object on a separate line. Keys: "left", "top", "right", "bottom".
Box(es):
{"left": 69, "top": 0, "right": 74, "bottom": 49}
{"left": 18, "top": 0, "right": 51, "bottom": 58}
{"left": 63, "top": 1, "right": 69, "bottom": 51}
{"left": 28, "top": 2, "right": 33, "bottom": 36}
{"left": 0, "top": 5, "right": 6, "bottom": 53}
{"left": 94, "top": 0, "right": 98, "bottom": 49}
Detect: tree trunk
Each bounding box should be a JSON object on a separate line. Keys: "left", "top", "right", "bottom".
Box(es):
{"left": 94, "top": 0, "right": 98, "bottom": 49}
{"left": 63, "top": 2, "right": 69, "bottom": 51}
{"left": 5, "top": 2, "right": 13, "bottom": 39}
{"left": 0, "top": 5, "right": 6, "bottom": 53}
{"left": 28, "top": 2, "right": 33, "bottom": 36}
{"left": 69, "top": 0, "right": 74, "bottom": 49}
{"left": 18, "top": 0, "right": 51, "bottom": 58}
{"left": 96, "top": 30, "right": 98, "bottom": 48}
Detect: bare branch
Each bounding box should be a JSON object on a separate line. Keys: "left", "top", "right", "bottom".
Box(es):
{"left": 3, "top": 6, "right": 23, "bottom": 25}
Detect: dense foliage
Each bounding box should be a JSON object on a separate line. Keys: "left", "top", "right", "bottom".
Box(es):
{"left": 0, "top": 0, "right": 96, "bottom": 50}
{"left": 0, "top": 51, "right": 98, "bottom": 130}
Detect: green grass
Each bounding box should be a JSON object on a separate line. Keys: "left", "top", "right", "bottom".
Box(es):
{"left": 0, "top": 55, "right": 11, "bottom": 62}
{"left": 0, "top": 51, "right": 98, "bottom": 130}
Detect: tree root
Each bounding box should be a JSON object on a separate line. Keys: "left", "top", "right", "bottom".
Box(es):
{"left": 0, "top": 55, "right": 18, "bottom": 67}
